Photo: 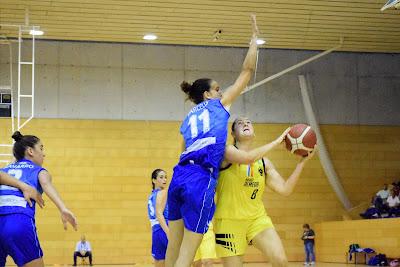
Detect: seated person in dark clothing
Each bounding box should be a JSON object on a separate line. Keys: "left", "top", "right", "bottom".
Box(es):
{"left": 374, "top": 195, "right": 387, "bottom": 215}
{"left": 73, "top": 235, "right": 93, "bottom": 266}
{"left": 392, "top": 183, "right": 400, "bottom": 196}
{"left": 360, "top": 196, "right": 381, "bottom": 219}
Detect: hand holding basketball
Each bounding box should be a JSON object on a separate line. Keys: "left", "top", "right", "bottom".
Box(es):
{"left": 275, "top": 127, "right": 291, "bottom": 145}
{"left": 300, "top": 145, "right": 317, "bottom": 163}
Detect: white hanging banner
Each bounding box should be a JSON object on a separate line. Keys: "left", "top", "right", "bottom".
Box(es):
{"left": 298, "top": 75, "right": 353, "bottom": 210}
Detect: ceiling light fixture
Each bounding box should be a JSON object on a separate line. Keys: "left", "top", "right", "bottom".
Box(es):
{"left": 143, "top": 34, "right": 158, "bottom": 40}
{"left": 29, "top": 29, "right": 44, "bottom": 36}
{"left": 256, "top": 39, "right": 266, "bottom": 45}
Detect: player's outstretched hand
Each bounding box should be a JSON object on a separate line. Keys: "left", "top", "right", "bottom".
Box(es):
{"left": 21, "top": 183, "right": 45, "bottom": 208}
{"left": 301, "top": 145, "right": 317, "bottom": 163}
{"left": 250, "top": 14, "right": 259, "bottom": 39}
{"left": 61, "top": 208, "right": 78, "bottom": 231}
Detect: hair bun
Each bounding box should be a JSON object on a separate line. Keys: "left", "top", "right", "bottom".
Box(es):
{"left": 11, "top": 131, "right": 23, "bottom": 142}
{"left": 180, "top": 81, "right": 192, "bottom": 94}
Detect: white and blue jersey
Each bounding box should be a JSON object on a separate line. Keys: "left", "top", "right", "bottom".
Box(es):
{"left": 179, "top": 99, "right": 230, "bottom": 179}
{"left": 0, "top": 159, "right": 45, "bottom": 266}
{"left": 0, "top": 159, "right": 45, "bottom": 218}
{"left": 147, "top": 188, "right": 168, "bottom": 260}
{"left": 168, "top": 98, "right": 230, "bottom": 234}
{"left": 147, "top": 188, "right": 169, "bottom": 232}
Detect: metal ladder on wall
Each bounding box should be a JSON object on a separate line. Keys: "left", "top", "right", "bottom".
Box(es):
{"left": 0, "top": 36, "right": 15, "bottom": 166}
{"left": 0, "top": 24, "right": 37, "bottom": 166}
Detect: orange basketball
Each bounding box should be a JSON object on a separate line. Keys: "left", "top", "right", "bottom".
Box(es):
{"left": 285, "top": 124, "right": 317, "bottom": 156}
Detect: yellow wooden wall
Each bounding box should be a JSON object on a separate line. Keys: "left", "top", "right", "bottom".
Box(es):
{"left": 243, "top": 124, "right": 400, "bottom": 262}
{"left": 315, "top": 219, "right": 400, "bottom": 262}
{"left": 1, "top": 118, "right": 399, "bottom": 265}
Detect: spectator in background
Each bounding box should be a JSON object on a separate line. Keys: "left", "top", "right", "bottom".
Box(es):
{"left": 360, "top": 196, "right": 381, "bottom": 219}
{"left": 392, "top": 183, "right": 400, "bottom": 196}
{"left": 301, "top": 224, "right": 315, "bottom": 265}
{"left": 386, "top": 190, "right": 400, "bottom": 217}
{"left": 376, "top": 184, "right": 390, "bottom": 202}
{"left": 374, "top": 184, "right": 391, "bottom": 215}
{"left": 73, "top": 235, "right": 93, "bottom": 266}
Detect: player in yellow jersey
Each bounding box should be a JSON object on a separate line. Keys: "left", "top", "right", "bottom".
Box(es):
{"left": 214, "top": 117, "right": 315, "bottom": 267}
{"left": 193, "top": 222, "right": 217, "bottom": 267}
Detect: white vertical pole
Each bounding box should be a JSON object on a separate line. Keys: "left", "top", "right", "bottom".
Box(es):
{"left": 17, "top": 26, "right": 22, "bottom": 131}
{"left": 9, "top": 42, "right": 14, "bottom": 133}
{"left": 31, "top": 33, "right": 35, "bottom": 120}
{"left": 16, "top": 26, "right": 35, "bottom": 131}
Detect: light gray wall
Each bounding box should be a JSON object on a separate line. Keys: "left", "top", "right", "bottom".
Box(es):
{"left": 0, "top": 40, "right": 399, "bottom": 125}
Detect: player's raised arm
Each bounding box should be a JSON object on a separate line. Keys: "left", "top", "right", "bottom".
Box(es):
{"left": 220, "top": 14, "right": 259, "bottom": 108}
{"left": 265, "top": 149, "right": 316, "bottom": 196}
{"left": 224, "top": 128, "right": 290, "bottom": 164}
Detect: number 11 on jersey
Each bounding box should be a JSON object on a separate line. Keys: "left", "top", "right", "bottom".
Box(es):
{"left": 188, "top": 109, "right": 210, "bottom": 139}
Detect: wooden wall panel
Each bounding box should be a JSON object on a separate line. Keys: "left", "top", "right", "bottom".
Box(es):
{"left": 1, "top": 118, "right": 399, "bottom": 264}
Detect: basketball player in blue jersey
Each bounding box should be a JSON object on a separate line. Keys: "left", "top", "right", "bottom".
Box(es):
{"left": 165, "top": 14, "right": 277, "bottom": 267}
{"left": 148, "top": 169, "right": 169, "bottom": 267}
{"left": 0, "top": 131, "right": 77, "bottom": 267}
{"left": 0, "top": 171, "right": 44, "bottom": 208}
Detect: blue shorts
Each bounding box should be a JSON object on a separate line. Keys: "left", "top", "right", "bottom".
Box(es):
{"left": 0, "top": 213, "right": 43, "bottom": 267}
{"left": 152, "top": 228, "right": 168, "bottom": 260}
{"left": 168, "top": 164, "right": 217, "bottom": 234}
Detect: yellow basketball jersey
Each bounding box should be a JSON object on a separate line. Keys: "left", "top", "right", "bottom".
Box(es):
{"left": 215, "top": 159, "right": 266, "bottom": 220}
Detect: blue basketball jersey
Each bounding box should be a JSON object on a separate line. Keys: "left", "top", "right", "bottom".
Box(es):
{"left": 179, "top": 99, "right": 230, "bottom": 178}
{"left": 148, "top": 188, "right": 168, "bottom": 232}
{"left": 0, "top": 159, "right": 45, "bottom": 218}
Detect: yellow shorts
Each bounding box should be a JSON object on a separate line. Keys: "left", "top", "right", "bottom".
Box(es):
{"left": 214, "top": 214, "right": 274, "bottom": 257}
{"left": 194, "top": 226, "right": 217, "bottom": 261}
